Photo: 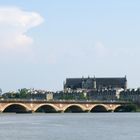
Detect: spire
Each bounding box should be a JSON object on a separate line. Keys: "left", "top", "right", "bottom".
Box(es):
{"left": 93, "top": 75, "right": 96, "bottom": 90}
{"left": 124, "top": 75, "right": 127, "bottom": 90}
{"left": 94, "top": 75, "right": 96, "bottom": 80}
{"left": 125, "top": 75, "right": 127, "bottom": 81}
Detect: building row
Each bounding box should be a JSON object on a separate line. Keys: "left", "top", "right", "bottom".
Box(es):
{"left": 1, "top": 76, "right": 140, "bottom": 102}
{"left": 2, "top": 88, "right": 53, "bottom": 101}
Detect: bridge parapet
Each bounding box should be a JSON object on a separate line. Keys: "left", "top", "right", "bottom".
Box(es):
{"left": 0, "top": 100, "right": 131, "bottom": 113}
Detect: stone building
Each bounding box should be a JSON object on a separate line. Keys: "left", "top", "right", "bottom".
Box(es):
{"left": 120, "top": 89, "right": 140, "bottom": 102}
{"left": 64, "top": 76, "right": 127, "bottom": 92}
{"left": 61, "top": 76, "right": 127, "bottom": 101}
{"left": 27, "top": 89, "right": 53, "bottom": 101}
{"left": 2, "top": 89, "right": 53, "bottom": 101}
{"left": 87, "top": 89, "right": 117, "bottom": 101}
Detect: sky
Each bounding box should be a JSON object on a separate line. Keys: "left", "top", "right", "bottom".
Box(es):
{"left": 0, "top": 0, "right": 140, "bottom": 92}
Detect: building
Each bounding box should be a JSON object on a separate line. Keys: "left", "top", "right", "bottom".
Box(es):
{"left": 2, "top": 89, "right": 53, "bottom": 101}
{"left": 64, "top": 76, "right": 127, "bottom": 92}
{"left": 27, "top": 89, "right": 53, "bottom": 101}
{"left": 87, "top": 89, "right": 117, "bottom": 101}
{"left": 120, "top": 89, "right": 140, "bottom": 102}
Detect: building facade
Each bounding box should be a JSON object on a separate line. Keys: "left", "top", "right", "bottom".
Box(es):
{"left": 120, "top": 89, "right": 140, "bottom": 102}
{"left": 64, "top": 76, "right": 127, "bottom": 92}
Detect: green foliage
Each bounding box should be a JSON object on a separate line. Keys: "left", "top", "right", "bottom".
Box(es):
{"left": 2, "top": 92, "right": 19, "bottom": 99}
{"left": 125, "top": 104, "right": 137, "bottom": 112}
{"left": 18, "top": 88, "right": 29, "bottom": 99}
{"left": 78, "top": 93, "right": 87, "bottom": 100}
{"left": 59, "top": 92, "right": 87, "bottom": 100}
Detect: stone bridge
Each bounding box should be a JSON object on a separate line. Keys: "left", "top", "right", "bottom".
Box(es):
{"left": 0, "top": 100, "right": 133, "bottom": 113}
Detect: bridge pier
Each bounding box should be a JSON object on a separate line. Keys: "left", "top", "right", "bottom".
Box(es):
{"left": 84, "top": 109, "right": 89, "bottom": 113}
{"left": 57, "top": 110, "right": 64, "bottom": 113}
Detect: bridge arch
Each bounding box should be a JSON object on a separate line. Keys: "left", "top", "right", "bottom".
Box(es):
{"left": 2, "top": 103, "right": 31, "bottom": 113}
{"left": 64, "top": 104, "right": 85, "bottom": 113}
{"left": 114, "top": 104, "right": 136, "bottom": 112}
{"left": 90, "top": 104, "right": 108, "bottom": 112}
{"left": 34, "top": 104, "right": 59, "bottom": 113}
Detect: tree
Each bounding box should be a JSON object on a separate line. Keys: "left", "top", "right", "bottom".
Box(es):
{"left": 18, "top": 88, "right": 28, "bottom": 99}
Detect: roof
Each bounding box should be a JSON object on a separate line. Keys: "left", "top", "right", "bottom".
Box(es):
{"left": 65, "top": 77, "right": 126, "bottom": 89}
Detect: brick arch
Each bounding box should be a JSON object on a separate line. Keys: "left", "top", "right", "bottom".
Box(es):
{"left": 33, "top": 103, "right": 59, "bottom": 112}
{"left": 63, "top": 104, "right": 86, "bottom": 112}
{"left": 113, "top": 105, "right": 121, "bottom": 111}
{"left": 1, "top": 103, "right": 31, "bottom": 112}
{"left": 89, "top": 104, "right": 108, "bottom": 112}
{"left": 113, "top": 104, "right": 136, "bottom": 112}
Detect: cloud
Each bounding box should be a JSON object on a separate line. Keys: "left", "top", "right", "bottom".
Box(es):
{"left": 0, "top": 6, "right": 44, "bottom": 51}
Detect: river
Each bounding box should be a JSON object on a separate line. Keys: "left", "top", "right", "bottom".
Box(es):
{"left": 0, "top": 113, "right": 139, "bottom": 140}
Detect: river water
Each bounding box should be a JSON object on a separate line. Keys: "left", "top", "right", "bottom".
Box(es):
{"left": 0, "top": 113, "right": 140, "bottom": 140}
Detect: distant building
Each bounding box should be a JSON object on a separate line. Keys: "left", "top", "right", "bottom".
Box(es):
{"left": 27, "top": 89, "right": 53, "bottom": 101}
{"left": 120, "top": 89, "right": 140, "bottom": 102}
{"left": 64, "top": 76, "right": 127, "bottom": 92}
{"left": 2, "top": 89, "right": 53, "bottom": 101}
{"left": 87, "top": 89, "right": 117, "bottom": 101}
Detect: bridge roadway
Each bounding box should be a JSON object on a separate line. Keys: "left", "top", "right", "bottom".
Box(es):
{"left": 0, "top": 100, "right": 132, "bottom": 113}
